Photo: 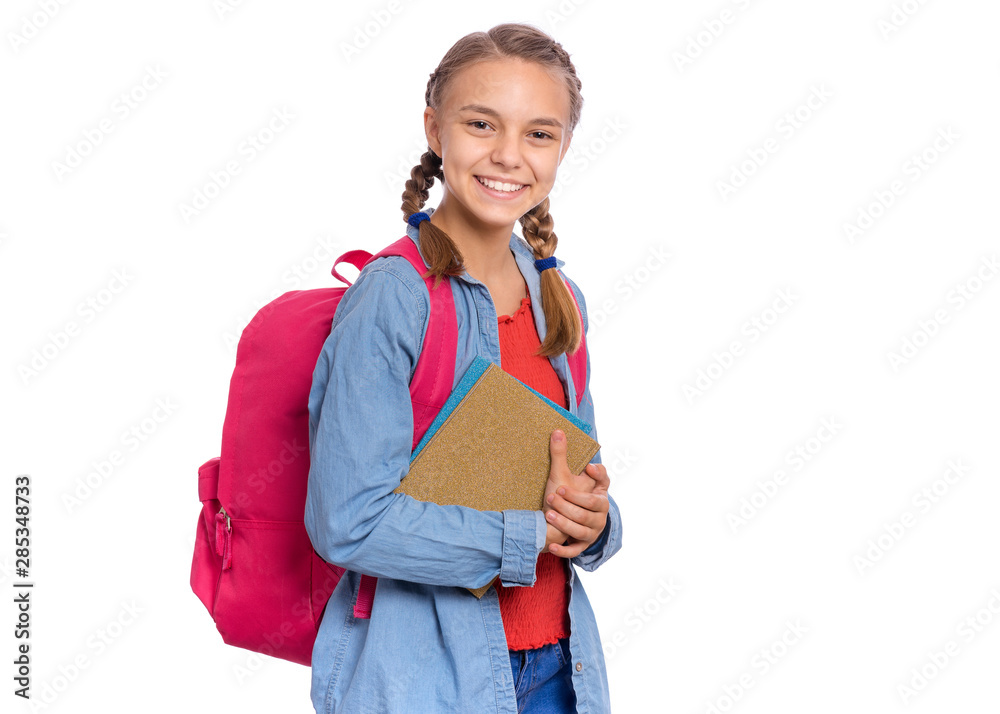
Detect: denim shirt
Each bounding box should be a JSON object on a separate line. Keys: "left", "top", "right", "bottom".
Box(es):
{"left": 304, "top": 206, "right": 623, "bottom": 713}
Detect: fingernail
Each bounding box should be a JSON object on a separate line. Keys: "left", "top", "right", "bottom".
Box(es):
{"left": 546, "top": 510, "right": 556, "bottom": 521}
{"left": 557, "top": 487, "right": 566, "bottom": 496}
{"left": 553, "top": 430, "right": 564, "bottom": 442}
{"left": 546, "top": 494, "right": 554, "bottom": 504}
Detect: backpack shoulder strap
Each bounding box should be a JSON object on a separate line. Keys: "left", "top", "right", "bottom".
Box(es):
{"left": 367, "top": 237, "right": 458, "bottom": 448}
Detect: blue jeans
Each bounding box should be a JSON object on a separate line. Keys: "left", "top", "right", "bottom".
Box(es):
{"left": 508, "top": 638, "right": 577, "bottom": 713}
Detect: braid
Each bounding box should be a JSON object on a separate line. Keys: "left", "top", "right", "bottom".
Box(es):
{"left": 401, "top": 149, "right": 441, "bottom": 219}
{"left": 520, "top": 198, "right": 583, "bottom": 357}
{"left": 400, "top": 149, "right": 465, "bottom": 289}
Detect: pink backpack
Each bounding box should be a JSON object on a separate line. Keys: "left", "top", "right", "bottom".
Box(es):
{"left": 190, "top": 235, "right": 589, "bottom": 666}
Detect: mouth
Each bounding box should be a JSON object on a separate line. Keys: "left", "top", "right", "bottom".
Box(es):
{"left": 475, "top": 175, "right": 528, "bottom": 197}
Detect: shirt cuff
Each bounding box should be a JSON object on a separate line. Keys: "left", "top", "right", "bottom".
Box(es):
{"left": 580, "top": 518, "right": 610, "bottom": 557}
{"left": 534, "top": 510, "right": 547, "bottom": 554}
{"left": 498, "top": 510, "right": 543, "bottom": 587}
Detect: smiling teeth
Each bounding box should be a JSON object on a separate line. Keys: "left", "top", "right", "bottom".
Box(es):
{"left": 477, "top": 176, "right": 524, "bottom": 192}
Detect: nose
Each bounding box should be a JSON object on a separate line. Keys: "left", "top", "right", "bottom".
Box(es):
{"left": 490, "top": 131, "right": 522, "bottom": 169}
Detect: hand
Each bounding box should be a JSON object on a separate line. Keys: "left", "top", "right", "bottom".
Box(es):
{"left": 541, "top": 430, "right": 611, "bottom": 558}
{"left": 542, "top": 430, "right": 601, "bottom": 507}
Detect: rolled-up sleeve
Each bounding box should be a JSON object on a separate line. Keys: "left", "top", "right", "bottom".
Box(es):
{"left": 304, "top": 261, "right": 542, "bottom": 590}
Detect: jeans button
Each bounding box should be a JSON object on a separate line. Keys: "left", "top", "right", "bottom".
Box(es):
{"left": 575, "top": 662, "right": 583, "bottom": 672}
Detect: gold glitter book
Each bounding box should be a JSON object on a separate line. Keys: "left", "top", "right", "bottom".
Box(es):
{"left": 394, "top": 355, "right": 600, "bottom": 597}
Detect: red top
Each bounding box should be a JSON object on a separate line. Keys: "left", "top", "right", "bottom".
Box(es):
{"left": 494, "top": 287, "right": 571, "bottom": 650}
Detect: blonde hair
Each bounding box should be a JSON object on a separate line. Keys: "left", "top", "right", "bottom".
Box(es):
{"left": 401, "top": 22, "right": 584, "bottom": 356}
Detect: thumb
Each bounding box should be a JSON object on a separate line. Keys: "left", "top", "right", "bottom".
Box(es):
{"left": 549, "top": 429, "right": 569, "bottom": 476}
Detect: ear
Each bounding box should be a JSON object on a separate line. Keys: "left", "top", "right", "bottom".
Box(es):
{"left": 424, "top": 106, "right": 443, "bottom": 157}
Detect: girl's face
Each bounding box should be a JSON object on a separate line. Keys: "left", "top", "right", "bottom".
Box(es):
{"left": 424, "top": 58, "right": 573, "bottom": 235}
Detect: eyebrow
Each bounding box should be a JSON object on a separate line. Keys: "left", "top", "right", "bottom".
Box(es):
{"left": 458, "top": 103, "right": 564, "bottom": 130}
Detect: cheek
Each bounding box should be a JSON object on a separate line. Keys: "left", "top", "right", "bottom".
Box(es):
{"left": 531, "top": 160, "right": 560, "bottom": 187}
{"left": 442, "top": 136, "right": 482, "bottom": 173}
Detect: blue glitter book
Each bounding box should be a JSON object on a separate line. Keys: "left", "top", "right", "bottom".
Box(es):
{"left": 410, "top": 355, "right": 594, "bottom": 462}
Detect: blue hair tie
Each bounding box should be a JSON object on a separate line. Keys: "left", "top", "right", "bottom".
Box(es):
{"left": 408, "top": 212, "right": 430, "bottom": 228}
{"left": 534, "top": 256, "right": 557, "bottom": 272}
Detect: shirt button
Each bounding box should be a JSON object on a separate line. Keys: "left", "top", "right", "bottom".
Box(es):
{"left": 575, "top": 662, "right": 583, "bottom": 672}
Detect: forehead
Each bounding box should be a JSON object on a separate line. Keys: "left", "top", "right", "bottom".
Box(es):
{"left": 442, "top": 58, "right": 570, "bottom": 124}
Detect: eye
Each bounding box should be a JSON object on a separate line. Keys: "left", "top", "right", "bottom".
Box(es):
{"left": 530, "top": 131, "right": 553, "bottom": 140}
{"left": 468, "top": 120, "right": 492, "bottom": 131}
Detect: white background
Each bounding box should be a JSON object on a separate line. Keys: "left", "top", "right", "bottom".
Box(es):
{"left": 3, "top": 0, "right": 998, "bottom": 712}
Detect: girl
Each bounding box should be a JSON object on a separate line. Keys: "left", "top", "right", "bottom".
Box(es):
{"left": 304, "top": 22, "right": 622, "bottom": 713}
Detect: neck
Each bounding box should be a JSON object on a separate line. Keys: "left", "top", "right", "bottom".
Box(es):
{"left": 429, "top": 202, "right": 516, "bottom": 282}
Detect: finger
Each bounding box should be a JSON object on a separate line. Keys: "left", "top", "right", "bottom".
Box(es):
{"left": 545, "top": 522, "right": 569, "bottom": 547}
{"left": 546, "top": 492, "right": 590, "bottom": 526}
{"left": 544, "top": 505, "right": 595, "bottom": 542}
{"left": 584, "top": 463, "right": 611, "bottom": 492}
{"left": 549, "top": 538, "right": 589, "bottom": 559}
{"left": 548, "top": 487, "right": 609, "bottom": 516}
{"left": 549, "top": 429, "right": 570, "bottom": 478}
